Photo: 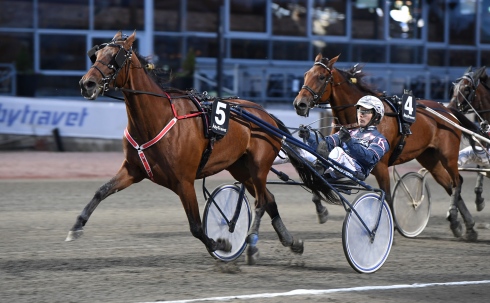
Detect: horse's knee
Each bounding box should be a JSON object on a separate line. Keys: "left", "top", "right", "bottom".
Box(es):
{"left": 94, "top": 181, "right": 116, "bottom": 199}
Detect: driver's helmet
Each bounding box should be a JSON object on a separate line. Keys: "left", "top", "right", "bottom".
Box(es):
{"left": 355, "top": 95, "right": 384, "bottom": 125}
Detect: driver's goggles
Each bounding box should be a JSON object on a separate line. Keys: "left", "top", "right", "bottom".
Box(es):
{"left": 357, "top": 108, "right": 373, "bottom": 115}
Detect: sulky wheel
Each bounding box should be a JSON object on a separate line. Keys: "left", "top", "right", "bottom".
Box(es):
{"left": 203, "top": 184, "right": 251, "bottom": 262}
{"left": 342, "top": 192, "right": 394, "bottom": 273}
{"left": 392, "top": 172, "right": 431, "bottom": 238}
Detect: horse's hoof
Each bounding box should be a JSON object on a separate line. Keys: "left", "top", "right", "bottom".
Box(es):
{"left": 464, "top": 229, "right": 478, "bottom": 242}
{"left": 216, "top": 238, "right": 232, "bottom": 252}
{"left": 290, "top": 238, "right": 304, "bottom": 254}
{"left": 245, "top": 245, "right": 259, "bottom": 265}
{"left": 317, "top": 208, "right": 329, "bottom": 224}
{"left": 449, "top": 221, "right": 463, "bottom": 238}
{"left": 476, "top": 198, "right": 485, "bottom": 212}
{"left": 65, "top": 230, "right": 83, "bottom": 242}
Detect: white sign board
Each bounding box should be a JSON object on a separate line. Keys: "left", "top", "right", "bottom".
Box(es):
{"left": 0, "top": 97, "right": 127, "bottom": 139}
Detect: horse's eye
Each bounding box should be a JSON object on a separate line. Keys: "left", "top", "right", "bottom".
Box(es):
{"left": 319, "top": 74, "right": 326, "bottom": 81}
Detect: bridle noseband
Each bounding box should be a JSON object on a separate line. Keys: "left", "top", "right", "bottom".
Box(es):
{"left": 87, "top": 39, "right": 132, "bottom": 93}
{"left": 301, "top": 61, "right": 333, "bottom": 104}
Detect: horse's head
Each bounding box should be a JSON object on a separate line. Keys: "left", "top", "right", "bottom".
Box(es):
{"left": 449, "top": 66, "right": 486, "bottom": 113}
{"left": 79, "top": 31, "right": 136, "bottom": 100}
{"left": 293, "top": 54, "right": 340, "bottom": 117}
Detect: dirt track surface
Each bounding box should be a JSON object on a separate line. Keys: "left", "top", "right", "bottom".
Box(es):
{"left": 1, "top": 151, "right": 490, "bottom": 303}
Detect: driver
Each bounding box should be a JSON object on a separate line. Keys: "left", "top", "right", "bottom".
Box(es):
{"left": 299, "top": 95, "right": 390, "bottom": 180}
{"left": 458, "top": 121, "right": 490, "bottom": 168}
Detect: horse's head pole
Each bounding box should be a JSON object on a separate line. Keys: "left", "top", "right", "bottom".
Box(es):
{"left": 450, "top": 66, "right": 486, "bottom": 113}
{"left": 293, "top": 53, "right": 340, "bottom": 117}
{"left": 79, "top": 30, "right": 136, "bottom": 100}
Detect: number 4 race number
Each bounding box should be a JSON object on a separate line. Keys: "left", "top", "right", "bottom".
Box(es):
{"left": 401, "top": 93, "right": 416, "bottom": 123}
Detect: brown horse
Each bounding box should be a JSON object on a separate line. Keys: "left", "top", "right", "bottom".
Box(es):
{"left": 293, "top": 53, "right": 480, "bottom": 241}
{"left": 448, "top": 66, "right": 490, "bottom": 210}
{"left": 68, "top": 31, "right": 305, "bottom": 264}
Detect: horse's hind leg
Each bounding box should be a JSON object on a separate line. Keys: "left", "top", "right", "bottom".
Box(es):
{"left": 455, "top": 175, "right": 478, "bottom": 241}
{"left": 312, "top": 162, "right": 328, "bottom": 223}
{"left": 65, "top": 161, "right": 141, "bottom": 241}
{"left": 475, "top": 171, "right": 485, "bottom": 211}
{"left": 265, "top": 190, "right": 304, "bottom": 254}
{"left": 417, "top": 154, "right": 464, "bottom": 238}
{"left": 239, "top": 180, "right": 303, "bottom": 265}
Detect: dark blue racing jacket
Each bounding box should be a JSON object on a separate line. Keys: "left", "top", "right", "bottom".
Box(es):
{"left": 305, "top": 126, "right": 390, "bottom": 177}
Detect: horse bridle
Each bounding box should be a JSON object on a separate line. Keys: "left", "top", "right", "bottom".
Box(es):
{"left": 301, "top": 61, "right": 334, "bottom": 104}
{"left": 453, "top": 74, "right": 480, "bottom": 113}
{"left": 453, "top": 74, "right": 490, "bottom": 134}
{"left": 87, "top": 39, "right": 132, "bottom": 93}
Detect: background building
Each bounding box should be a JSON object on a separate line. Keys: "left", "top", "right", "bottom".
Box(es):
{"left": 1, "top": 0, "right": 489, "bottom": 104}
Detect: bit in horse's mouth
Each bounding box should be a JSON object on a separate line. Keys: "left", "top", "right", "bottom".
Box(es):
{"left": 81, "top": 87, "right": 100, "bottom": 100}
{"left": 296, "top": 108, "right": 309, "bottom": 117}
{"left": 90, "top": 86, "right": 103, "bottom": 100}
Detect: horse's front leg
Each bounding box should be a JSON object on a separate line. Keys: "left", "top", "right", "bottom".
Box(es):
{"left": 312, "top": 192, "right": 328, "bottom": 224}
{"left": 65, "top": 161, "right": 141, "bottom": 241}
{"left": 178, "top": 181, "right": 231, "bottom": 253}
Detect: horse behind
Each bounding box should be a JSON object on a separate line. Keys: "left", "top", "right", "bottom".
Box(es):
{"left": 448, "top": 66, "right": 490, "bottom": 210}
{"left": 68, "top": 30, "right": 305, "bottom": 264}
{"left": 293, "top": 53, "right": 480, "bottom": 241}
{"left": 449, "top": 65, "right": 490, "bottom": 124}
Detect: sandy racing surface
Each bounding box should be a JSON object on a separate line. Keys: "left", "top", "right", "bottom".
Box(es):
{"left": 1, "top": 151, "right": 490, "bottom": 303}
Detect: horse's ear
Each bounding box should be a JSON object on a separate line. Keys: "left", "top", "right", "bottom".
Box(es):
{"left": 125, "top": 30, "right": 136, "bottom": 49}
{"left": 464, "top": 66, "right": 472, "bottom": 74}
{"left": 328, "top": 54, "right": 340, "bottom": 68}
{"left": 474, "top": 66, "right": 486, "bottom": 80}
{"left": 482, "top": 66, "right": 488, "bottom": 79}
{"left": 314, "top": 53, "right": 323, "bottom": 62}
{"left": 113, "top": 31, "right": 122, "bottom": 41}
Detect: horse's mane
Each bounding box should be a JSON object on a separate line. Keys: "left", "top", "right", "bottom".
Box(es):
{"left": 337, "top": 65, "right": 381, "bottom": 97}
{"left": 478, "top": 68, "right": 490, "bottom": 89}
{"left": 134, "top": 52, "right": 188, "bottom": 95}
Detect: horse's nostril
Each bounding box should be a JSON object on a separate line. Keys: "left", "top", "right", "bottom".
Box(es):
{"left": 297, "top": 103, "right": 307, "bottom": 110}
{"left": 85, "top": 80, "right": 96, "bottom": 90}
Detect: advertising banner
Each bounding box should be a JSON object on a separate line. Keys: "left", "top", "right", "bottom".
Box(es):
{"left": 0, "top": 97, "right": 127, "bottom": 139}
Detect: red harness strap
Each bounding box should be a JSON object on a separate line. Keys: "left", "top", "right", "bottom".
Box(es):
{"left": 124, "top": 117, "right": 177, "bottom": 181}
{"left": 124, "top": 92, "right": 204, "bottom": 181}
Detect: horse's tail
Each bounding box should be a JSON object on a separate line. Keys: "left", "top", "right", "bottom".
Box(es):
{"left": 270, "top": 114, "right": 340, "bottom": 204}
